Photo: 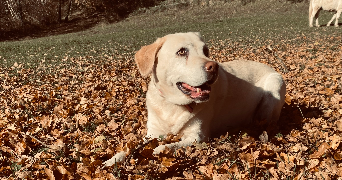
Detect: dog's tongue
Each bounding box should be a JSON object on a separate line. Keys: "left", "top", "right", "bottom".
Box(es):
{"left": 182, "top": 83, "right": 211, "bottom": 98}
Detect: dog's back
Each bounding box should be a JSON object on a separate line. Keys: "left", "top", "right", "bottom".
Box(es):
{"left": 202, "top": 60, "right": 285, "bottom": 137}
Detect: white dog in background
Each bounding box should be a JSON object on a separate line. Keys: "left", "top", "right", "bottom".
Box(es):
{"left": 103, "top": 32, "right": 286, "bottom": 167}
{"left": 309, "top": 0, "right": 342, "bottom": 27}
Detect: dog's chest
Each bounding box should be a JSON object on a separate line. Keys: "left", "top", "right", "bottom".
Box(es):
{"left": 146, "top": 94, "right": 207, "bottom": 134}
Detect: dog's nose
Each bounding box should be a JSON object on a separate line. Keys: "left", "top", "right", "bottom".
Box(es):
{"left": 204, "top": 61, "right": 219, "bottom": 85}
{"left": 205, "top": 61, "right": 218, "bottom": 73}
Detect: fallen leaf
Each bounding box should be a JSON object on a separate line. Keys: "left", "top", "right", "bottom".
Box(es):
{"left": 310, "top": 142, "right": 329, "bottom": 159}
{"left": 198, "top": 164, "right": 214, "bottom": 177}
{"left": 336, "top": 119, "right": 342, "bottom": 131}
{"left": 307, "top": 159, "right": 320, "bottom": 169}
{"left": 329, "top": 134, "right": 340, "bottom": 150}
{"left": 107, "top": 120, "right": 119, "bottom": 131}
{"left": 94, "top": 135, "right": 106, "bottom": 143}
{"left": 333, "top": 152, "right": 342, "bottom": 161}
{"left": 161, "top": 157, "right": 176, "bottom": 167}
{"left": 213, "top": 174, "right": 231, "bottom": 180}
{"left": 57, "top": 165, "right": 68, "bottom": 175}
{"left": 80, "top": 97, "right": 88, "bottom": 105}
{"left": 45, "top": 168, "right": 55, "bottom": 180}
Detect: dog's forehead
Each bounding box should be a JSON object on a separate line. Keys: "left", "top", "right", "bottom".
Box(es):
{"left": 163, "top": 33, "right": 206, "bottom": 49}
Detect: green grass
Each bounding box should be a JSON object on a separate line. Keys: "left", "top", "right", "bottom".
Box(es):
{"left": 0, "top": 0, "right": 341, "bottom": 68}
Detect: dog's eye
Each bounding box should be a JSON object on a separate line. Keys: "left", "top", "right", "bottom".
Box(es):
{"left": 203, "top": 46, "right": 209, "bottom": 57}
{"left": 177, "top": 48, "right": 189, "bottom": 56}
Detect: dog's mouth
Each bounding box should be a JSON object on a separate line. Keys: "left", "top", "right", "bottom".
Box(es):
{"left": 176, "top": 82, "right": 211, "bottom": 101}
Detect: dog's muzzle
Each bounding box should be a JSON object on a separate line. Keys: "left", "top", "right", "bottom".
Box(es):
{"left": 176, "top": 61, "right": 218, "bottom": 101}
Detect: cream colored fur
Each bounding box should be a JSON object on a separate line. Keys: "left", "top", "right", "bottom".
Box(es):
{"left": 309, "top": 0, "right": 342, "bottom": 27}
{"left": 103, "top": 32, "right": 286, "bottom": 167}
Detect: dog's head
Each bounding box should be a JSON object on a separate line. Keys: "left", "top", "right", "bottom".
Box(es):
{"left": 135, "top": 32, "right": 218, "bottom": 105}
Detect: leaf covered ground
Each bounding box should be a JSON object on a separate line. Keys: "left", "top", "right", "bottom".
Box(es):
{"left": 1, "top": 0, "right": 342, "bottom": 179}
{"left": 1, "top": 33, "right": 342, "bottom": 179}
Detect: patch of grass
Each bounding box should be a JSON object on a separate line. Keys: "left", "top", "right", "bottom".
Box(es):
{"left": 1, "top": 0, "right": 341, "bottom": 69}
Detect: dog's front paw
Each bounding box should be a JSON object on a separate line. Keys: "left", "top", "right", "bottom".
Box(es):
{"left": 102, "top": 151, "right": 126, "bottom": 168}
{"left": 153, "top": 145, "right": 166, "bottom": 154}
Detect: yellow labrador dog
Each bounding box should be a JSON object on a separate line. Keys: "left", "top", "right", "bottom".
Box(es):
{"left": 103, "top": 32, "right": 285, "bottom": 167}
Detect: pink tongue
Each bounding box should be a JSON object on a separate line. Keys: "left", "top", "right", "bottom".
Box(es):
{"left": 182, "top": 83, "right": 196, "bottom": 91}
{"left": 182, "top": 83, "right": 208, "bottom": 98}
{"left": 190, "top": 91, "right": 203, "bottom": 98}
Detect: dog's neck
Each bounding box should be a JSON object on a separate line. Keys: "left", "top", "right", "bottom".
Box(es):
{"left": 184, "top": 104, "right": 194, "bottom": 113}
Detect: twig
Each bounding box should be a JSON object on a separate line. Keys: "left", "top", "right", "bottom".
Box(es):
{"left": 273, "top": 52, "right": 289, "bottom": 73}
{"left": 21, "top": 132, "right": 58, "bottom": 150}
{"left": 266, "top": 45, "right": 289, "bottom": 73}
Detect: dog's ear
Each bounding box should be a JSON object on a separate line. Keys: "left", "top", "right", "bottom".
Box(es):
{"left": 135, "top": 37, "right": 165, "bottom": 77}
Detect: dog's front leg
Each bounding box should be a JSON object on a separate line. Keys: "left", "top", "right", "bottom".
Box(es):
{"left": 153, "top": 118, "right": 204, "bottom": 154}
{"left": 153, "top": 136, "right": 200, "bottom": 154}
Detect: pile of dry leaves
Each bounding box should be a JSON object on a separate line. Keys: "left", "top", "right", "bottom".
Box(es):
{"left": 0, "top": 35, "right": 342, "bottom": 179}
